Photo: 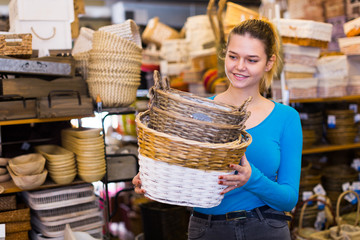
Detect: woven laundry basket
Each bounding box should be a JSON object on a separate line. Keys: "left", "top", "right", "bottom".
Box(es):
{"left": 88, "top": 65, "right": 141, "bottom": 75}
{"left": 136, "top": 110, "right": 252, "bottom": 171}
{"left": 139, "top": 154, "right": 234, "bottom": 208}
{"left": 142, "top": 17, "right": 181, "bottom": 47}
{"left": 274, "top": 18, "right": 333, "bottom": 48}
{"left": 72, "top": 27, "right": 94, "bottom": 55}
{"left": 87, "top": 80, "right": 140, "bottom": 107}
{"left": 99, "top": 19, "right": 142, "bottom": 47}
{"left": 149, "top": 71, "right": 251, "bottom": 125}
{"left": 149, "top": 106, "right": 249, "bottom": 143}
{"left": 92, "top": 30, "right": 142, "bottom": 53}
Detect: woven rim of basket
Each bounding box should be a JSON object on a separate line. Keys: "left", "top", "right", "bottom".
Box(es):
{"left": 136, "top": 110, "right": 252, "bottom": 149}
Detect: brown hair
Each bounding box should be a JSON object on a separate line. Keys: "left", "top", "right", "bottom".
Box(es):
{"left": 226, "top": 19, "right": 282, "bottom": 92}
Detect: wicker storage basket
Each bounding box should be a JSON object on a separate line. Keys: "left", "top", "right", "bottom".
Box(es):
{"left": 139, "top": 154, "right": 234, "bottom": 207}
{"left": 0, "top": 205, "right": 30, "bottom": 223}
{"left": 98, "top": 19, "right": 142, "bottom": 47}
{"left": 92, "top": 30, "right": 142, "bottom": 53}
{"left": 31, "top": 211, "right": 103, "bottom": 238}
{"left": 223, "top": 2, "right": 259, "bottom": 38}
{"left": 274, "top": 19, "right": 333, "bottom": 48}
{"left": 142, "top": 17, "right": 180, "bottom": 47}
{"left": 137, "top": 110, "right": 252, "bottom": 171}
{"left": 72, "top": 27, "right": 94, "bottom": 55}
{"left": 338, "top": 36, "right": 360, "bottom": 55}
{"left": 149, "top": 106, "right": 248, "bottom": 144}
{"left": 6, "top": 231, "right": 29, "bottom": 240}
{"left": 21, "top": 183, "right": 96, "bottom": 210}
{"left": 149, "top": 71, "right": 251, "bottom": 125}
{"left": 0, "top": 194, "right": 17, "bottom": 211}
{"left": 87, "top": 80, "right": 140, "bottom": 107}
{"left": 0, "top": 33, "right": 32, "bottom": 58}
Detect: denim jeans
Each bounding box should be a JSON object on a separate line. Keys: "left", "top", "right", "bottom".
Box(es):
{"left": 187, "top": 207, "right": 291, "bottom": 240}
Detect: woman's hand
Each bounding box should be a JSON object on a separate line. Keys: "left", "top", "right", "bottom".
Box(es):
{"left": 218, "top": 155, "right": 252, "bottom": 194}
{"left": 132, "top": 172, "right": 146, "bottom": 194}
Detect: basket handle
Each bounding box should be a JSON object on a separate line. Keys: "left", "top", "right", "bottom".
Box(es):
{"left": 335, "top": 190, "right": 360, "bottom": 236}
{"left": 298, "top": 194, "right": 334, "bottom": 231}
{"left": 153, "top": 70, "right": 170, "bottom": 91}
{"left": 237, "top": 96, "right": 252, "bottom": 112}
{"left": 0, "top": 94, "right": 27, "bottom": 108}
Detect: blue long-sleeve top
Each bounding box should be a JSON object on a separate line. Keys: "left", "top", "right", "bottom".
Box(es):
{"left": 195, "top": 99, "right": 303, "bottom": 214}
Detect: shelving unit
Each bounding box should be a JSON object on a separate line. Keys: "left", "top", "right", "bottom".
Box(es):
{"left": 0, "top": 114, "right": 93, "bottom": 192}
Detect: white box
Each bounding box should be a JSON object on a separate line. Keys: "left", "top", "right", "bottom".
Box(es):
{"left": 9, "top": 0, "right": 74, "bottom": 50}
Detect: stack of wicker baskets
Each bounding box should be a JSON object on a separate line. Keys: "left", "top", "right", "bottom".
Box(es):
{"left": 87, "top": 19, "right": 143, "bottom": 107}
{"left": 325, "top": 109, "right": 357, "bottom": 145}
{"left": 136, "top": 71, "right": 252, "bottom": 208}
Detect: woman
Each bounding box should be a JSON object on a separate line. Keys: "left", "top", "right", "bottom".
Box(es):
{"left": 133, "top": 19, "right": 302, "bottom": 240}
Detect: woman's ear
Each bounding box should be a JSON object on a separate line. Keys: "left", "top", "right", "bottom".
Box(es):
{"left": 265, "top": 55, "right": 276, "bottom": 72}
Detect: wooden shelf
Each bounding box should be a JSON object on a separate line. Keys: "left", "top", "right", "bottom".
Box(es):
{"left": 290, "top": 95, "right": 360, "bottom": 104}
{"left": 1, "top": 177, "right": 86, "bottom": 194}
{"left": 303, "top": 142, "right": 360, "bottom": 154}
{"left": 0, "top": 114, "right": 94, "bottom": 126}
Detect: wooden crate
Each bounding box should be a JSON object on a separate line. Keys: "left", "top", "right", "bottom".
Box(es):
{"left": 0, "top": 97, "right": 36, "bottom": 121}
{"left": 0, "top": 33, "right": 32, "bottom": 58}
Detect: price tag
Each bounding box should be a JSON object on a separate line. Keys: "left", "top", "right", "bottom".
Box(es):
{"left": 327, "top": 115, "right": 336, "bottom": 128}
{"left": 349, "top": 104, "right": 358, "bottom": 113}
{"left": 351, "top": 158, "right": 360, "bottom": 171}
{"left": 355, "top": 114, "right": 360, "bottom": 123}
{"left": 303, "top": 191, "right": 313, "bottom": 204}
{"left": 0, "top": 224, "right": 5, "bottom": 238}
{"left": 300, "top": 113, "right": 309, "bottom": 120}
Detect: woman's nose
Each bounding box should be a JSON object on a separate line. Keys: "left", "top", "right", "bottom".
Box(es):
{"left": 236, "top": 59, "right": 246, "bottom": 70}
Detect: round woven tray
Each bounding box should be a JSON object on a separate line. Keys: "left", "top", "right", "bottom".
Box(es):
{"left": 149, "top": 71, "right": 251, "bottom": 126}
{"left": 139, "top": 154, "right": 233, "bottom": 208}
{"left": 136, "top": 110, "right": 252, "bottom": 171}
{"left": 149, "top": 106, "right": 248, "bottom": 143}
{"left": 87, "top": 80, "right": 140, "bottom": 107}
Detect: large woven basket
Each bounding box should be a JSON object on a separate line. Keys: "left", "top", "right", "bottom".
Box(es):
{"left": 87, "top": 80, "right": 140, "bottom": 107}
{"left": 149, "top": 106, "right": 248, "bottom": 143}
{"left": 149, "top": 71, "right": 251, "bottom": 125}
{"left": 139, "top": 154, "right": 233, "bottom": 207}
{"left": 142, "top": 17, "right": 181, "bottom": 47}
{"left": 92, "top": 30, "right": 142, "bottom": 53}
{"left": 136, "top": 110, "right": 252, "bottom": 171}
{"left": 98, "top": 19, "right": 142, "bottom": 47}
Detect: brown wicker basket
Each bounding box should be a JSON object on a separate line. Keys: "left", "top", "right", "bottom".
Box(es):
{"left": 136, "top": 110, "right": 252, "bottom": 171}
{"left": 149, "top": 71, "right": 251, "bottom": 126}
{"left": 0, "top": 194, "right": 17, "bottom": 211}
{"left": 0, "top": 33, "right": 32, "bottom": 58}
{"left": 149, "top": 106, "right": 249, "bottom": 144}
{"left": 0, "top": 205, "right": 30, "bottom": 223}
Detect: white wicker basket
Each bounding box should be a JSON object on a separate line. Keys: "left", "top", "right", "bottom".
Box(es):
{"left": 22, "top": 183, "right": 96, "bottom": 210}
{"left": 30, "top": 227, "right": 102, "bottom": 240}
{"left": 31, "top": 211, "right": 103, "bottom": 238}
{"left": 98, "top": 19, "right": 142, "bottom": 47}
{"left": 139, "top": 154, "right": 234, "bottom": 208}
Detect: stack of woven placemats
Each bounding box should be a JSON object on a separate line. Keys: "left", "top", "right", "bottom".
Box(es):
{"left": 136, "top": 71, "right": 252, "bottom": 208}
{"left": 87, "top": 19, "right": 142, "bottom": 107}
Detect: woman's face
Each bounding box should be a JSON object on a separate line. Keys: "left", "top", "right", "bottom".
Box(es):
{"left": 225, "top": 33, "right": 273, "bottom": 92}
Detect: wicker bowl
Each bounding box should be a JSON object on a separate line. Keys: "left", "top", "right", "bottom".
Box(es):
{"left": 79, "top": 171, "right": 106, "bottom": 183}
{"left": 137, "top": 110, "right": 252, "bottom": 171}
{"left": 61, "top": 128, "right": 102, "bottom": 139}
{"left": 9, "top": 153, "right": 46, "bottom": 176}
{"left": 7, "top": 167, "right": 47, "bottom": 190}
{"left": 49, "top": 172, "right": 77, "bottom": 185}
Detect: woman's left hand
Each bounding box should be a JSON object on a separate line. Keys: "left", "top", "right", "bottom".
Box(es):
{"left": 218, "top": 155, "right": 252, "bottom": 194}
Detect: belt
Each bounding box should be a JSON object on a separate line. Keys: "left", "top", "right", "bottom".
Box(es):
{"left": 192, "top": 206, "right": 292, "bottom": 221}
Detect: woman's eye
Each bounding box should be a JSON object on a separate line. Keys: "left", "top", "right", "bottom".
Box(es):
{"left": 229, "top": 55, "right": 237, "bottom": 59}
{"left": 248, "top": 59, "right": 258, "bottom": 63}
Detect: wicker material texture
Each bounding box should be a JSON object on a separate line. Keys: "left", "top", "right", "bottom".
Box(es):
{"left": 149, "top": 71, "right": 251, "bottom": 126}
{"left": 0, "top": 33, "right": 32, "bottom": 57}
{"left": 0, "top": 206, "right": 30, "bottom": 223}
{"left": 139, "top": 154, "right": 233, "bottom": 208}
{"left": 86, "top": 24, "right": 142, "bottom": 107}
{"left": 142, "top": 17, "right": 180, "bottom": 47}
{"left": 0, "top": 194, "right": 16, "bottom": 211}
{"left": 149, "top": 106, "right": 248, "bottom": 143}
{"left": 136, "top": 110, "right": 252, "bottom": 171}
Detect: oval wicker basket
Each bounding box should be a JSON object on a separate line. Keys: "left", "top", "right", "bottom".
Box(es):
{"left": 136, "top": 110, "right": 252, "bottom": 171}
{"left": 149, "top": 71, "right": 251, "bottom": 125}
{"left": 149, "top": 106, "right": 248, "bottom": 143}
{"left": 139, "top": 153, "right": 233, "bottom": 208}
